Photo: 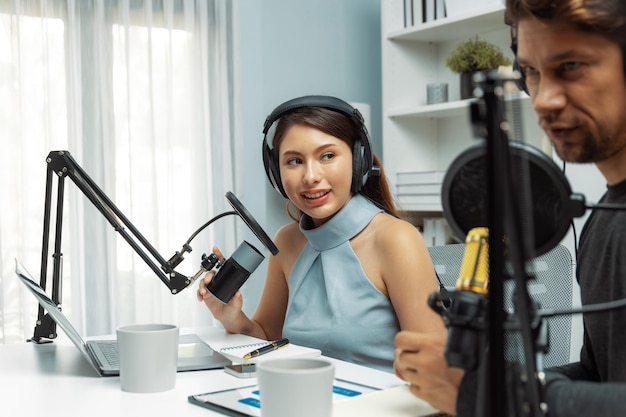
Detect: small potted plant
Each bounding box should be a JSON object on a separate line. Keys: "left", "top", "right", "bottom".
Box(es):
{"left": 445, "top": 37, "right": 512, "bottom": 100}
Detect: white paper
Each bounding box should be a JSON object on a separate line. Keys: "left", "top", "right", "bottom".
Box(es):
{"left": 333, "top": 385, "right": 441, "bottom": 417}
{"left": 208, "top": 333, "right": 321, "bottom": 364}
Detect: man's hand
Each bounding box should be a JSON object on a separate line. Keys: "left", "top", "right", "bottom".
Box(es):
{"left": 394, "top": 331, "right": 465, "bottom": 416}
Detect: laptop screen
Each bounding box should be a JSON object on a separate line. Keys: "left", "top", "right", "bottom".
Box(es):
{"left": 14, "top": 260, "right": 100, "bottom": 371}
{"left": 15, "top": 259, "right": 231, "bottom": 375}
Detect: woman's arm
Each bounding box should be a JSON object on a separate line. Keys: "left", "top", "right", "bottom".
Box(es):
{"left": 196, "top": 249, "right": 265, "bottom": 337}
{"left": 249, "top": 222, "right": 305, "bottom": 340}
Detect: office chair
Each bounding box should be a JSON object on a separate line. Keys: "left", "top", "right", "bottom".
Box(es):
{"left": 428, "top": 243, "right": 574, "bottom": 368}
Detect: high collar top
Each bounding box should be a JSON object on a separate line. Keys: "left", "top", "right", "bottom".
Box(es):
{"left": 298, "top": 193, "right": 381, "bottom": 252}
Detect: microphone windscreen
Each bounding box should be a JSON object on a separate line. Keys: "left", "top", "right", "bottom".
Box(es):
{"left": 442, "top": 141, "right": 573, "bottom": 256}
{"left": 226, "top": 191, "right": 279, "bottom": 256}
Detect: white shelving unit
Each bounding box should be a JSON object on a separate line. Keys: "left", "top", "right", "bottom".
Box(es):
{"left": 380, "top": 0, "right": 594, "bottom": 352}
{"left": 381, "top": 2, "right": 544, "bottom": 220}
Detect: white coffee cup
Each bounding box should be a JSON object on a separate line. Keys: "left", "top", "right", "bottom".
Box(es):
{"left": 116, "top": 323, "right": 179, "bottom": 393}
{"left": 257, "top": 358, "right": 335, "bottom": 417}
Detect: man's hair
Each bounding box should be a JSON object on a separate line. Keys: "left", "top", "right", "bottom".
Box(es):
{"left": 506, "top": 0, "right": 626, "bottom": 54}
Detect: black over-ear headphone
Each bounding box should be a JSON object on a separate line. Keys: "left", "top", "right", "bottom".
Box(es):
{"left": 262, "top": 95, "right": 378, "bottom": 198}
{"left": 511, "top": 49, "right": 528, "bottom": 95}
{"left": 509, "top": 25, "right": 529, "bottom": 95}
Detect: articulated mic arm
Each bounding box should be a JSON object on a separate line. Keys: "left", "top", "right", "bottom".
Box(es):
{"left": 32, "top": 150, "right": 277, "bottom": 343}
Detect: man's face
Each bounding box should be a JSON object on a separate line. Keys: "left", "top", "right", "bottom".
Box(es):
{"left": 516, "top": 18, "right": 626, "bottom": 165}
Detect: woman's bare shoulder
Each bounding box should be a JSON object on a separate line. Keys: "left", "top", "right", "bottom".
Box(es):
{"left": 273, "top": 221, "right": 307, "bottom": 255}
{"left": 374, "top": 213, "right": 421, "bottom": 238}
{"left": 275, "top": 221, "right": 302, "bottom": 240}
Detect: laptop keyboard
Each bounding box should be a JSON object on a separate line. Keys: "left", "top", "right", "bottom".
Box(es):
{"left": 98, "top": 341, "right": 119, "bottom": 366}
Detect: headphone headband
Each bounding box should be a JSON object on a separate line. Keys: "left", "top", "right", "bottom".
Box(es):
{"left": 263, "top": 95, "right": 365, "bottom": 136}
{"left": 261, "top": 95, "right": 376, "bottom": 198}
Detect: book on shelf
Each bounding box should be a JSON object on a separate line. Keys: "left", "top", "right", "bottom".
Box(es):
{"left": 404, "top": 0, "right": 413, "bottom": 27}
{"left": 435, "top": 0, "right": 446, "bottom": 20}
{"left": 411, "top": 0, "right": 423, "bottom": 26}
{"left": 397, "top": 183, "right": 441, "bottom": 195}
{"left": 422, "top": 218, "right": 449, "bottom": 247}
{"left": 424, "top": 0, "right": 435, "bottom": 22}
{"left": 397, "top": 171, "right": 444, "bottom": 185}
{"left": 397, "top": 194, "right": 441, "bottom": 206}
{"left": 208, "top": 333, "right": 321, "bottom": 364}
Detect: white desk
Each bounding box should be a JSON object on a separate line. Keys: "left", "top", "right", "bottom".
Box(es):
{"left": 0, "top": 328, "right": 434, "bottom": 417}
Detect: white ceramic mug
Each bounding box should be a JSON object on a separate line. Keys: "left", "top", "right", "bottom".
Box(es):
{"left": 116, "top": 323, "right": 179, "bottom": 393}
{"left": 257, "top": 358, "right": 335, "bottom": 417}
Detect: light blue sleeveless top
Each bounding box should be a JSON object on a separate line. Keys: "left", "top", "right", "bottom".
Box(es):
{"left": 282, "top": 194, "right": 400, "bottom": 373}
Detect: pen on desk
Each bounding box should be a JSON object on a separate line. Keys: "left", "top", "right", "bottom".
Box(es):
{"left": 243, "top": 338, "right": 290, "bottom": 359}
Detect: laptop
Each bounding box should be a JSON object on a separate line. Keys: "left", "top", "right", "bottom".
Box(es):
{"left": 15, "top": 260, "right": 232, "bottom": 376}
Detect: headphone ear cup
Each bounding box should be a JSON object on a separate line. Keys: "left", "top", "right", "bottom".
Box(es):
{"left": 513, "top": 58, "right": 528, "bottom": 95}
{"left": 352, "top": 140, "right": 373, "bottom": 193}
{"left": 351, "top": 141, "right": 364, "bottom": 193}
{"left": 262, "top": 138, "right": 287, "bottom": 198}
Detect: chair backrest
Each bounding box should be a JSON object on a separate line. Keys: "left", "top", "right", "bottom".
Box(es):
{"left": 427, "top": 243, "right": 574, "bottom": 368}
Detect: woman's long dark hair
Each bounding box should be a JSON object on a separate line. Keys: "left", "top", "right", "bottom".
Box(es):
{"left": 271, "top": 107, "right": 400, "bottom": 220}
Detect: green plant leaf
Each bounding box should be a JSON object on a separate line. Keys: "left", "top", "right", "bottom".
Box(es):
{"left": 445, "top": 37, "right": 512, "bottom": 73}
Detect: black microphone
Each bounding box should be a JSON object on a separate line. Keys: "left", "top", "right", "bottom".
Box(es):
{"left": 199, "top": 192, "right": 277, "bottom": 303}
{"left": 204, "top": 241, "right": 265, "bottom": 303}
{"left": 430, "top": 227, "right": 490, "bottom": 370}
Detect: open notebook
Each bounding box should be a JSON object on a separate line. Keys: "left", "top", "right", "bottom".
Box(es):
{"left": 209, "top": 333, "right": 321, "bottom": 364}
{"left": 15, "top": 259, "right": 231, "bottom": 376}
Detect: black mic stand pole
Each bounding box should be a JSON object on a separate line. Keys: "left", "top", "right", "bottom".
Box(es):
{"left": 500, "top": 95, "right": 548, "bottom": 417}
{"left": 473, "top": 72, "right": 547, "bottom": 417}
{"left": 34, "top": 164, "right": 66, "bottom": 341}
{"left": 480, "top": 72, "right": 508, "bottom": 417}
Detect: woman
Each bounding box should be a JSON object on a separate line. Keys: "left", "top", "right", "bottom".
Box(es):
{"left": 198, "top": 96, "right": 446, "bottom": 372}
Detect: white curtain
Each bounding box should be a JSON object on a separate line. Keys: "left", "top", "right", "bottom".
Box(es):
{"left": 0, "top": 0, "right": 238, "bottom": 343}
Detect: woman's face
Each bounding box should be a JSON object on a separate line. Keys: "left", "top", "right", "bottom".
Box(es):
{"left": 278, "top": 124, "right": 354, "bottom": 227}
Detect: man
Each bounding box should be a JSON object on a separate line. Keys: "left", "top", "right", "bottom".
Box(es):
{"left": 394, "top": 1, "right": 626, "bottom": 416}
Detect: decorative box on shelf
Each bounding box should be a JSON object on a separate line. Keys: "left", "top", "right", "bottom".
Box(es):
{"left": 396, "top": 171, "right": 444, "bottom": 212}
